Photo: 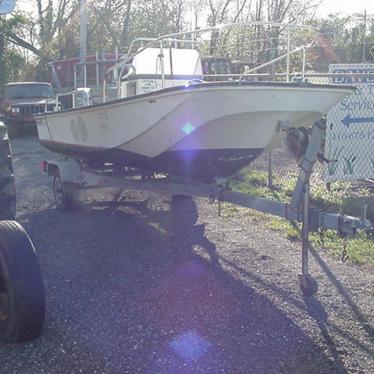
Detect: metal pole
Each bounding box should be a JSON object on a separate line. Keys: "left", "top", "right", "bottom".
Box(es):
{"left": 268, "top": 150, "right": 273, "bottom": 188}
{"left": 83, "top": 65, "right": 87, "bottom": 88}
{"left": 363, "top": 9, "right": 367, "bottom": 63}
{"left": 286, "top": 28, "right": 291, "bottom": 82}
{"left": 73, "top": 66, "right": 77, "bottom": 90}
{"left": 301, "top": 182, "right": 310, "bottom": 276}
{"left": 302, "top": 47, "right": 306, "bottom": 78}
{"left": 79, "top": 0, "right": 87, "bottom": 87}
{"left": 102, "top": 79, "right": 106, "bottom": 103}
{"left": 160, "top": 41, "right": 165, "bottom": 89}
{"left": 96, "top": 51, "right": 99, "bottom": 88}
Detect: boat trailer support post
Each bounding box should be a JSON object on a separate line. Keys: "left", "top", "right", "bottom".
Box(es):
{"left": 298, "top": 180, "right": 318, "bottom": 296}
{"left": 290, "top": 118, "right": 326, "bottom": 212}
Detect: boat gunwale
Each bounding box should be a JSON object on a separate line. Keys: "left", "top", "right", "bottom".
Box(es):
{"left": 36, "top": 80, "right": 355, "bottom": 118}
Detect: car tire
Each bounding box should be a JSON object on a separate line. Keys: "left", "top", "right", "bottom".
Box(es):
{"left": 0, "top": 123, "right": 16, "bottom": 220}
{"left": 0, "top": 221, "right": 45, "bottom": 343}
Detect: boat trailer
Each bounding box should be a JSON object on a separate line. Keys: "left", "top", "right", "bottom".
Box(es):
{"left": 41, "top": 118, "right": 372, "bottom": 297}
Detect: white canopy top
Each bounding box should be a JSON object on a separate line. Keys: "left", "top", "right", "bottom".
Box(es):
{"left": 132, "top": 48, "right": 202, "bottom": 76}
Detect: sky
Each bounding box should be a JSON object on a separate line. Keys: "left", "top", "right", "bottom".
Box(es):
{"left": 14, "top": 0, "right": 374, "bottom": 19}
{"left": 316, "top": 0, "right": 374, "bottom": 16}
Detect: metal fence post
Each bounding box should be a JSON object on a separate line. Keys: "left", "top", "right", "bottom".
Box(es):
{"left": 268, "top": 150, "right": 273, "bottom": 188}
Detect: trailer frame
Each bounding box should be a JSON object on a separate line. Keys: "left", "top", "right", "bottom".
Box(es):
{"left": 41, "top": 118, "right": 372, "bottom": 297}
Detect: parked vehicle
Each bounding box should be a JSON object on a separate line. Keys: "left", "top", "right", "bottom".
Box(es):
{"left": 2, "top": 82, "right": 59, "bottom": 137}
{"left": 202, "top": 56, "right": 233, "bottom": 80}
{"left": 0, "top": 97, "right": 45, "bottom": 343}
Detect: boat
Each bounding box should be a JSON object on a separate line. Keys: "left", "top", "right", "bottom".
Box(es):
{"left": 36, "top": 27, "right": 355, "bottom": 182}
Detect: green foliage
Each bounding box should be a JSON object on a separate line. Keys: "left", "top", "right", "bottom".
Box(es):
{"left": 1, "top": 2, "right": 374, "bottom": 86}
{"left": 0, "top": 15, "right": 29, "bottom": 88}
{"left": 314, "top": 13, "right": 374, "bottom": 67}
{"left": 232, "top": 169, "right": 374, "bottom": 266}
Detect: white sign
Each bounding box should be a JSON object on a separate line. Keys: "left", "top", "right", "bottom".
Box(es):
{"left": 325, "top": 64, "right": 374, "bottom": 181}
{"left": 138, "top": 79, "right": 156, "bottom": 94}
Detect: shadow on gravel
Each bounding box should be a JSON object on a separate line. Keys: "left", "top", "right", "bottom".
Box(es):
{"left": 303, "top": 296, "right": 348, "bottom": 373}
{"left": 2, "top": 196, "right": 347, "bottom": 373}
{"left": 308, "top": 245, "right": 374, "bottom": 352}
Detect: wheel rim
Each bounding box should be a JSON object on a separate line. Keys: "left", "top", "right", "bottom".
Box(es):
{"left": 54, "top": 176, "right": 63, "bottom": 207}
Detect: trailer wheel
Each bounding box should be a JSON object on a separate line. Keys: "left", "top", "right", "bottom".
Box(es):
{"left": 53, "top": 172, "right": 76, "bottom": 211}
{"left": 171, "top": 194, "right": 192, "bottom": 203}
{"left": 299, "top": 274, "right": 318, "bottom": 297}
{"left": 170, "top": 194, "right": 197, "bottom": 226}
{"left": 0, "top": 123, "right": 16, "bottom": 220}
{"left": 6, "top": 126, "right": 19, "bottom": 139}
{"left": 0, "top": 221, "right": 45, "bottom": 343}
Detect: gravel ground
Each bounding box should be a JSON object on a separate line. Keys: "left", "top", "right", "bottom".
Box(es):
{"left": 0, "top": 134, "right": 373, "bottom": 374}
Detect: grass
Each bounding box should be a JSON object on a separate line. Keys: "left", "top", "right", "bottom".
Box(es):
{"left": 230, "top": 169, "right": 374, "bottom": 266}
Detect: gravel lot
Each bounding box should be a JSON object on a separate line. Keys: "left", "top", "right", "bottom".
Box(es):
{"left": 0, "top": 134, "right": 373, "bottom": 374}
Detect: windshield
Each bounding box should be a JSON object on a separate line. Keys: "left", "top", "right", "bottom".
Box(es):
{"left": 5, "top": 84, "right": 55, "bottom": 99}
{"left": 202, "top": 59, "right": 232, "bottom": 75}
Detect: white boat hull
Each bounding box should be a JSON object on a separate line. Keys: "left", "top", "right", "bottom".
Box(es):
{"left": 37, "top": 82, "right": 353, "bottom": 181}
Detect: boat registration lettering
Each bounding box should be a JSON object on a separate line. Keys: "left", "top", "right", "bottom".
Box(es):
{"left": 70, "top": 117, "right": 88, "bottom": 143}
{"left": 97, "top": 110, "right": 109, "bottom": 130}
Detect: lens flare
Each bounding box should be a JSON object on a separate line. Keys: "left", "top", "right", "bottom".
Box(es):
{"left": 182, "top": 122, "right": 195, "bottom": 135}
{"left": 170, "top": 330, "right": 212, "bottom": 361}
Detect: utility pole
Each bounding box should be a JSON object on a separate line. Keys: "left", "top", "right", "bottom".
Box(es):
{"left": 363, "top": 9, "right": 367, "bottom": 63}
{"left": 79, "top": 0, "right": 87, "bottom": 87}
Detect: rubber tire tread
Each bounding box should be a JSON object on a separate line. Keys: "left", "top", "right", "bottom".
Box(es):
{"left": 0, "top": 124, "right": 15, "bottom": 220}
{"left": 53, "top": 173, "right": 75, "bottom": 211}
{"left": 0, "top": 221, "right": 45, "bottom": 342}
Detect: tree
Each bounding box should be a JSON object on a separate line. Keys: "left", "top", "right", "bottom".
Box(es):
{"left": 87, "top": 0, "right": 186, "bottom": 54}
{"left": 33, "top": 0, "right": 80, "bottom": 79}
{"left": 0, "top": 14, "right": 38, "bottom": 88}
{"left": 313, "top": 13, "right": 374, "bottom": 67}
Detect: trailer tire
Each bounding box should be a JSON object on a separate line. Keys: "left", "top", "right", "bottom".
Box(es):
{"left": 6, "top": 126, "right": 19, "bottom": 139}
{"left": 170, "top": 195, "right": 197, "bottom": 226}
{"left": 0, "top": 221, "right": 45, "bottom": 343}
{"left": 171, "top": 194, "right": 192, "bottom": 203}
{"left": 0, "top": 123, "right": 16, "bottom": 220}
{"left": 53, "top": 172, "right": 76, "bottom": 211}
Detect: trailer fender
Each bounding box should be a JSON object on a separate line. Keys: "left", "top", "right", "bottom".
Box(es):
{"left": 45, "top": 160, "right": 82, "bottom": 183}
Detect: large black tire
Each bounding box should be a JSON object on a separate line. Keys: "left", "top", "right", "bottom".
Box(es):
{"left": 6, "top": 126, "right": 19, "bottom": 139}
{"left": 0, "top": 123, "right": 16, "bottom": 220}
{"left": 170, "top": 195, "right": 198, "bottom": 230}
{"left": 0, "top": 221, "right": 45, "bottom": 343}
{"left": 53, "top": 171, "right": 76, "bottom": 211}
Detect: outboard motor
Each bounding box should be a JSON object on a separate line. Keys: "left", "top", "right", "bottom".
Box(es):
{"left": 284, "top": 126, "right": 310, "bottom": 162}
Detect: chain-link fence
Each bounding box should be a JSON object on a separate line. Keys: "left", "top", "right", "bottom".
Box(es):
{"left": 230, "top": 71, "right": 374, "bottom": 264}
{"left": 239, "top": 71, "right": 374, "bottom": 218}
